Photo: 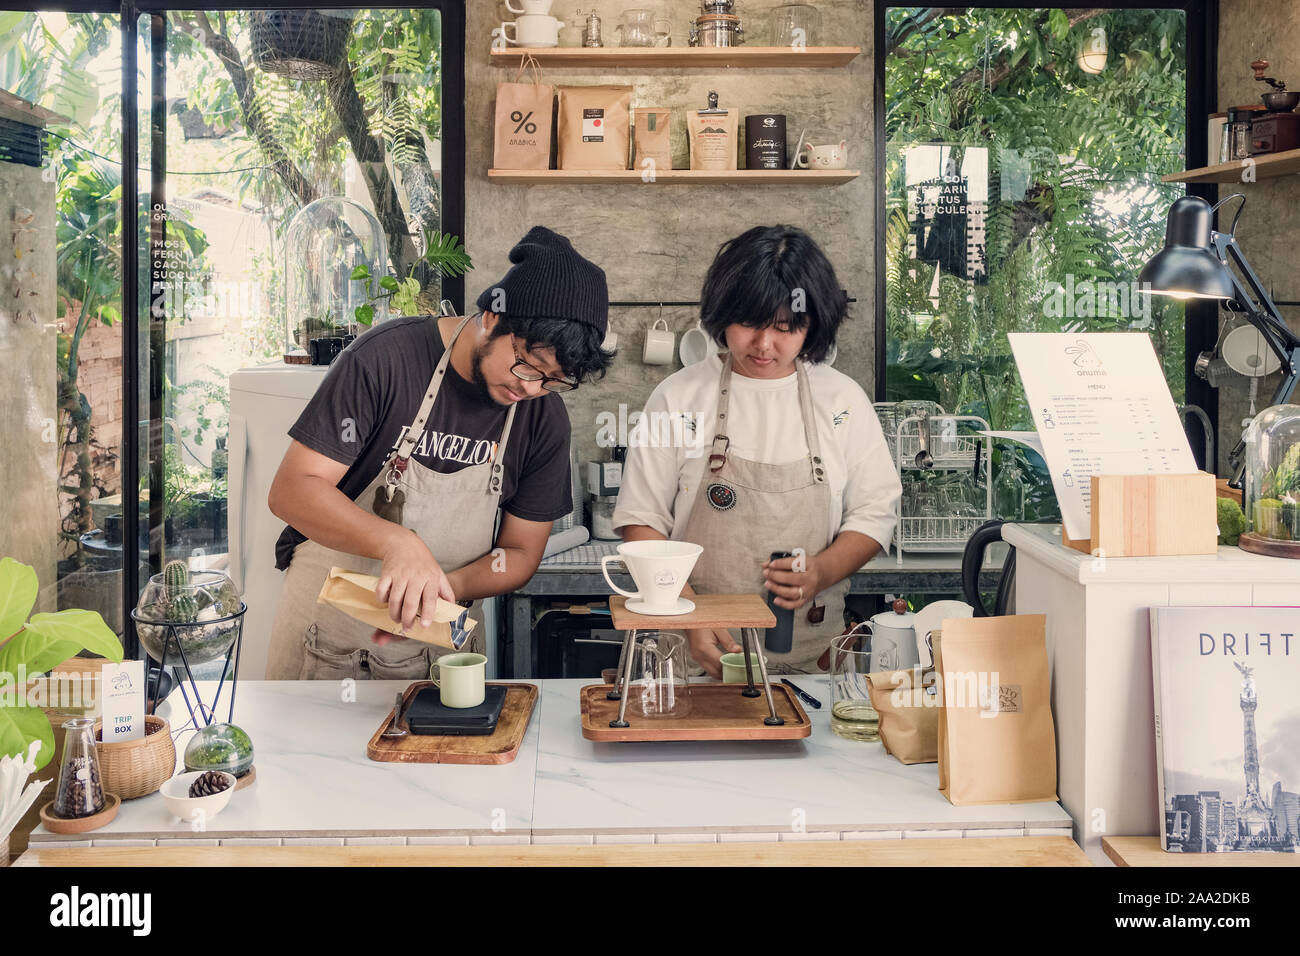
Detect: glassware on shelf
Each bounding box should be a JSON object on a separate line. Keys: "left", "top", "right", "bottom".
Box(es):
{"left": 284, "top": 196, "right": 390, "bottom": 360}
{"left": 1242, "top": 404, "right": 1300, "bottom": 553}
{"left": 53, "top": 717, "right": 106, "bottom": 818}
{"left": 994, "top": 459, "right": 1027, "bottom": 521}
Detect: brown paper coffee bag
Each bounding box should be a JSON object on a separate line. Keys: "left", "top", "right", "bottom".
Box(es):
{"left": 316, "top": 567, "right": 476, "bottom": 650}
{"left": 866, "top": 664, "right": 939, "bottom": 764}
{"left": 687, "top": 107, "right": 738, "bottom": 170}
{"left": 557, "top": 85, "right": 632, "bottom": 170}
{"left": 936, "top": 615, "right": 1057, "bottom": 805}
{"left": 633, "top": 107, "right": 672, "bottom": 176}
{"left": 493, "top": 57, "right": 553, "bottom": 170}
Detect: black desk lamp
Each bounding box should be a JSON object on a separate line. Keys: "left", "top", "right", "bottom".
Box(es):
{"left": 1139, "top": 194, "right": 1300, "bottom": 486}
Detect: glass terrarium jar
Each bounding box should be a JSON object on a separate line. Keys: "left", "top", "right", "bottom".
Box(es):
{"left": 1242, "top": 404, "right": 1300, "bottom": 555}
{"left": 133, "top": 566, "right": 245, "bottom": 665}
{"left": 184, "top": 722, "right": 255, "bottom": 778}
{"left": 284, "top": 196, "right": 390, "bottom": 357}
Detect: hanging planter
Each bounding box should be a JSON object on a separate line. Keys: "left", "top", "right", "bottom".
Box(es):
{"left": 249, "top": 10, "right": 354, "bottom": 81}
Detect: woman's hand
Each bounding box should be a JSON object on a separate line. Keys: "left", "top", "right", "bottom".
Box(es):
{"left": 762, "top": 552, "right": 825, "bottom": 610}
{"left": 687, "top": 628, "right": 741, "bottom": 679}
{"left": 376, "top": 528, "right": 456, "bottom": 631}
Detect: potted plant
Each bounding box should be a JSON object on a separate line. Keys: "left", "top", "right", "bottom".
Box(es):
{"left": 0, "top": 556, "right": 124, "bottom": 860}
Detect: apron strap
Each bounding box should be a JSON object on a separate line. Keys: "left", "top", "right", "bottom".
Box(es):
{"left": 794, "top": 361, "right": 828, "bottom": 485}
{"left": 488, "top": 401, "right": 518, "bottom": 496}
{"left": 394, "top": 314, "right": 476, "bottom": 463}
{"left": 708, "top": 354, "right": 734, "bottom": 472}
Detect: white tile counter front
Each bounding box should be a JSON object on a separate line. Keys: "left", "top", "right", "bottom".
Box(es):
{"left": 29, "top": 678, "right": 1071, "bottom": 847}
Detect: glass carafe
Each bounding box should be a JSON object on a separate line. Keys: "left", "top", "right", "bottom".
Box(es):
{"left": 994, "top": 461, "right": 1026, "bottom": 521}
{"left": 620, "top": 631, "right": 692, "bottom": 717}
{"left": 53, "top": 717, "right": 106, "bottom": 818}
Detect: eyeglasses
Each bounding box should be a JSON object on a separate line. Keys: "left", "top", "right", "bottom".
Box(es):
{"left": 510, "top": 338, "right": 578, "bottom": 393}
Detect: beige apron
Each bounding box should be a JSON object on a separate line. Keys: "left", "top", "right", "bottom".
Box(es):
{"left": 681, "top": 354, "right": 848, "bottom": 674}
{"left": 265, "top": 315, "right": 516, "bottom": 680}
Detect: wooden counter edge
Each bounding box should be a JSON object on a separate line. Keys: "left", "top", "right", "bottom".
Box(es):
{"left": 1103, "top": 836, "right": 1300, "bottom": 867}
{"left": 15, "top": 836, "right": 1089, "bottom": 867}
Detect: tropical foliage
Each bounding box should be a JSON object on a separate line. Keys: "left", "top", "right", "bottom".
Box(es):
{"left": 885, "top": 7, "right": 1190, "bottom": 519}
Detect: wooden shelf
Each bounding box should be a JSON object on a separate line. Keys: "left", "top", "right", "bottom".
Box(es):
{"left": 490, "top": 45, "right": 861, "bottom": 69}
{"left": 488, "top": 168, "right": 860, "bottom": 185}
{"left": 1103, "top": 836, "right": 1300, "bottom": 866}
{"left": 1162, "top": 148, "right": 1300, "bottom": 183}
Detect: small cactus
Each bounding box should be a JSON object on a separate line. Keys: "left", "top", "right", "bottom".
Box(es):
{"left": 163, "top": 559, "right": 189, "bottom": 596}
{"left": 170, "top": 594, "right": 200, "bottom": 623}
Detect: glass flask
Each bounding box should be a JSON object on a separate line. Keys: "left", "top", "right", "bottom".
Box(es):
{"left": 616, "top": 631, "right": 691, "bottom": 718}
{"left": 53, "top": 717, "right": 106, "bottom": 818}
{"left": 284, "top": 196, "right": 390, "bottom": 356}
{"left": 829, "top": 625, "right": 879, "bottom": 742}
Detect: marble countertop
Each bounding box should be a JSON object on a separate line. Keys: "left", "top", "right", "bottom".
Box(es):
{"left": 31, "top": 678, "right": 1071, "bottom": 847}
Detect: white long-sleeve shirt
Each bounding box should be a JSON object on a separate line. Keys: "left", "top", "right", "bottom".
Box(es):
{"left": 612, "top": 353, "right": 901, "bottom": 551}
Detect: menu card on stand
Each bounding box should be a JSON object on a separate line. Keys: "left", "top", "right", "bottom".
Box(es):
{"left": 1008, "top": 332, "right": 1197, "bottom": 542}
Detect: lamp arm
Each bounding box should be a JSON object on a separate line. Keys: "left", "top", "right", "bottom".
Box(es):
{"left": 1213, "top": 231, "right": 1299, "bottom": 361}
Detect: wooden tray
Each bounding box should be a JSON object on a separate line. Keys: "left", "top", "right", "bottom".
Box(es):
{"left": 580, "top": 682, "right": 811, "bottom": 742}
{"left": 367, "top": 682, "right": 537, "bottom": 765}
{"left": 39, "top": 793, "right": 120, "bottom": 834}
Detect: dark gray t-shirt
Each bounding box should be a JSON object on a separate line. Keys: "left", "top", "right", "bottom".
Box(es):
{"left": 275, "top": 315, "right": 572, "bottom": 569}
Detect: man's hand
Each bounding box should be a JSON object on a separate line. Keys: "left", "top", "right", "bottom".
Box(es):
{"left": 762, "top": 552, "right": 825, "bottom": 610}
{"left": 376, "top": 528, "right": 456, "bottom": 630}
{"left": 687, "top": 627, "right": 741, "bottom": 679}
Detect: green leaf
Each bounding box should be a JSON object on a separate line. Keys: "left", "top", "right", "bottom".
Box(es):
{"left": 24, "top": 610, "right": 122, "bottom": 670}
{"left": 378, "top": 275, "right": 400, "bottom": 292}
{"left": 0, "top": 558, "right": 37, "bottom": 643}
{"left": 0, "top": 703, "right": 55, "bottom": 771}
{"left": 355, "top": 303, "right": 375, "bottom": 326}
{"left": 350, "top": 265, "right": 370, "bottom": 281}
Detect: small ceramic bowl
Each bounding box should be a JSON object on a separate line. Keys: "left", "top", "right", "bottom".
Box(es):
{"left": 159, "top": 770, "right": 236, "bottom": 822}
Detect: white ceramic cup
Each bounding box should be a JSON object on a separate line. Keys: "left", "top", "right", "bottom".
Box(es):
{"left": 642, "top": 317, "right": 675, "bottom": 365}
{"left": 601, "top": 540, "right": 703, "bottom": 614}
{"left": 430, "top": 652, "right": 487, "bottom": 708}
{"left": 506, "top": 0, "right": 553, "bottom": 15}
{"left": 501, "top": 15, "right": 564, "bottom": 47}
{"left": 795, "top": 140, "right": 849, "bottom": 170}
{"left": 678, "top": 321, "right": 712, "bottom": 365}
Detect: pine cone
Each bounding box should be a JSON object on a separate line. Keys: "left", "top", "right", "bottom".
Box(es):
{"left": 188, "top": 771, "right": 232, "bottom": 798}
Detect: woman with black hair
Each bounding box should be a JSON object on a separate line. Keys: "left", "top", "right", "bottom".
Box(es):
{"left": 614, "top": 225, "right": 901, "bottom": 676}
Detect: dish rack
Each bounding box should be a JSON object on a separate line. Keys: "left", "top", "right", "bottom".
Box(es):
{"left": 874, "top": 404, "right": 992, "bottom": 563}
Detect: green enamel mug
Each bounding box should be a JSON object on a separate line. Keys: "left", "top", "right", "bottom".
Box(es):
{"left": 429, "top": 652, "right": 487, "bottom": 708}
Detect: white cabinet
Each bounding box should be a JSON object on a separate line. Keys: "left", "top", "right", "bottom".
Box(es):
{"left": 1004, "top": 523, "right": 1300, "bottom": 864}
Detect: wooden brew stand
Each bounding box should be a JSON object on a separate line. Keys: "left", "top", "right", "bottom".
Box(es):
{"left": 606, "top": 593, "right": 784, "bottom": 727}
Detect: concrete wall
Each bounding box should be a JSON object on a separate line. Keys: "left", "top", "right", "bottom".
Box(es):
{"left": 0, "top": 160, "right": 59, "bottom": 602}
{"left": 1214, "top": 0, "right": 1300, "bottom": 472}
{"left": 465, "top": 0, "right": 876, "bottom": 471}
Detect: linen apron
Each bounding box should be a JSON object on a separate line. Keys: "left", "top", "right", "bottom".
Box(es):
{"left": 680, "top": 355, "right": 848, "bottom": 674}
{"left": 265, "top": 315, "right": 516, "bottom": 680}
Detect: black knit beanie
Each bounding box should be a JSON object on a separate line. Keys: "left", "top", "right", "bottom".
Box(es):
{"left": 475, "top": 226, "right": 608, "bottom": 336}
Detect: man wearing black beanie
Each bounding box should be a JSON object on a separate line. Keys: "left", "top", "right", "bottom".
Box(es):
{"left": 265, "top": 226, "right": 612, "bottom": 680}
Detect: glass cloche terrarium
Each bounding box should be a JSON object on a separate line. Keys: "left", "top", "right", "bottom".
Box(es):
{"left": 1241, "top": 404, "right": 1300, "bottom": 557}
{"left": 284, "top": 196, "right": 389, "bottom": 363}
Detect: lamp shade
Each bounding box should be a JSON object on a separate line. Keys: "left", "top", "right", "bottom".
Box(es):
{"left": 1138, "top": 196, "right": 1235, "bottom": 299}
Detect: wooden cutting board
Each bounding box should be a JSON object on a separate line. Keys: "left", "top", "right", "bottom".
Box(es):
{"left": 367, "top": 682, "right": 538, "bottom": 764}
{"left": 580, "top": 682, "right": 811, "bottom": 742}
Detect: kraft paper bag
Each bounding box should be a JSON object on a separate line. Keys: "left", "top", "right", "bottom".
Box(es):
{"left": 936, "top": 615, "right": 1058, "bottom": 806}
{"left": 557, "top": 85, "right": 632, "bottom": 170}
{"left": 493, "top": 56, "right": 553, "bottom": 170}
{"left": 316, "top": 567, "right": 476, "bottom": 650}
{"left": 866, "top": 663, "right": 939, "bottom": 765}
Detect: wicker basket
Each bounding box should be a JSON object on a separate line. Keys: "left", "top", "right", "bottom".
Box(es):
{"left": 250, "top": 10, "right": 352, "bottom": 80}
{"left": 93, "top": 715, "right": 176, "bottom": 799}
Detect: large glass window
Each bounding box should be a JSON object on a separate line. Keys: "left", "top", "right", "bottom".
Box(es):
{"left": 882, "top": 6, "right": 1191, "bottom": 520}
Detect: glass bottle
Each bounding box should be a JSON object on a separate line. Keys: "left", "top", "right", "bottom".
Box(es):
{"left": 994, "top": 460, "right": 1026, "bottom": 522}
{"left": 1229, "top": 108, "right": 1253, "bottom": 162}
{"left": 53, "top": 717, "right": 105, "bottom": 818}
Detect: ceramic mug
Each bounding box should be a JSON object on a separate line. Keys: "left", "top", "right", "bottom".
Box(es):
{"left": 501, "top": 15, "right": 564, "bottom": 47}
{"left": 601, "top": 540, "right": 703, "bottom": 614}
{"left": 642, "top": 317, "right": 675, "bottom": 365}
{"left": 795, "top": 139, "right": 848, "bottom": 170}
{"left": 720, "top": 651, "right": 768, "bottom": 684}
{"left": 430, "top": 652, "right": 487, "bottom": 708}
{"left": 505, "top": 0, "right": 553, "bottom": 14}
